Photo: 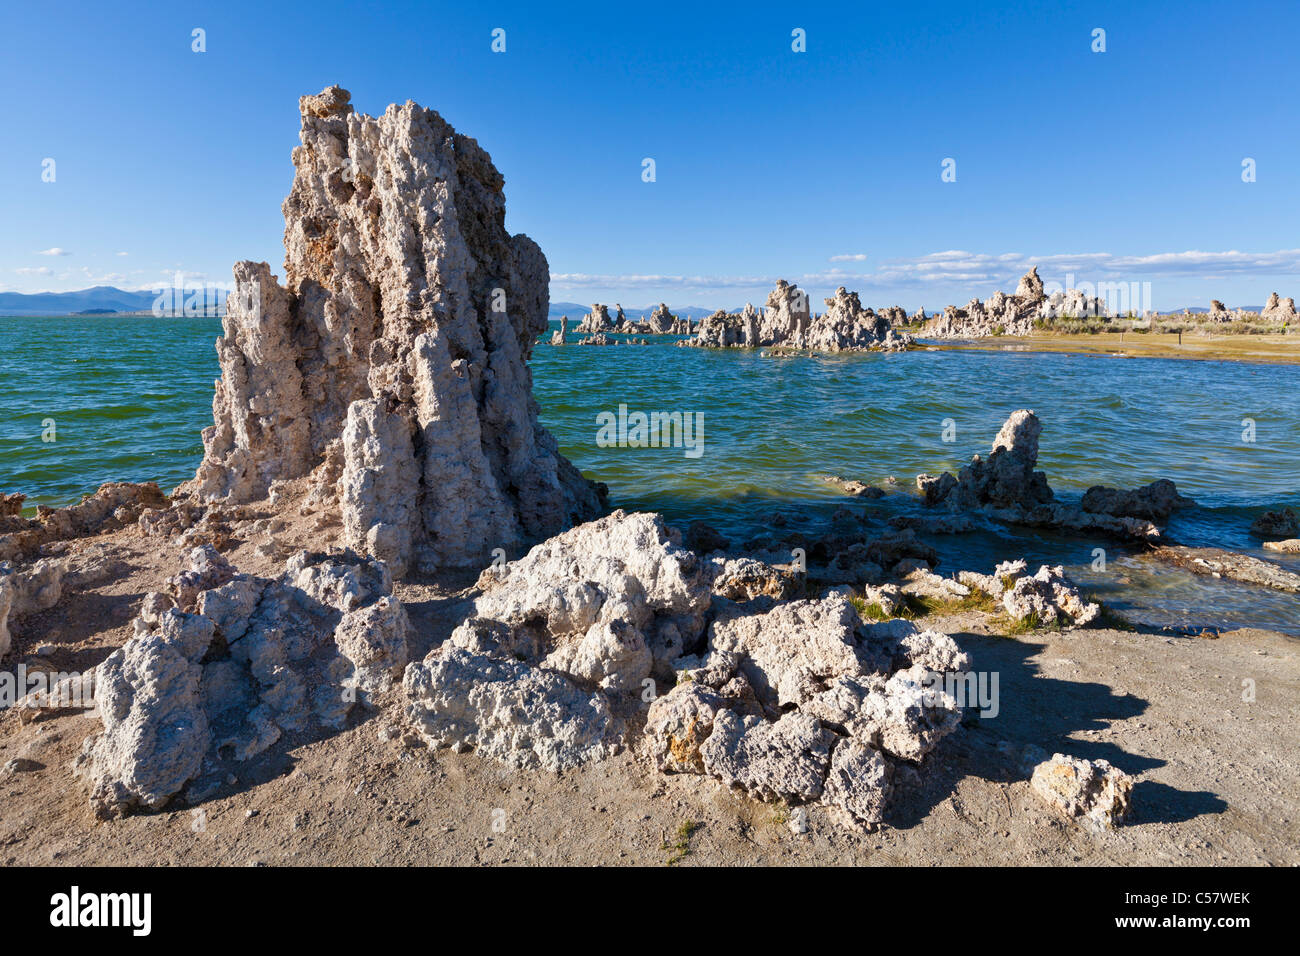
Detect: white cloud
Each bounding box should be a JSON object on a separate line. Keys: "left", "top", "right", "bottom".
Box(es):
{"left": 116, "top": 251, "right": 129, "bottom": 256}
{"left": 36, "top": 247, "right": 71, "bottom": 256}
{"left": 867, "top": 249, "right": 1300, "bottom": 286}
{"left": 553, "top": 249, "right": 1300, "bottom": 302}
{"left": 16, "top": 266, "right": 54, "bottom": 276}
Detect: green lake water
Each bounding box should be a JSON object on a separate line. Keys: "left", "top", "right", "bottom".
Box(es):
{"left": 2, "top": 314, "right": 1298, "bottom": 635}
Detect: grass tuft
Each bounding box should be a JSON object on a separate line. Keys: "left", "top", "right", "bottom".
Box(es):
{"left": 662, "top": 819, "right": 700, "bottom": 866}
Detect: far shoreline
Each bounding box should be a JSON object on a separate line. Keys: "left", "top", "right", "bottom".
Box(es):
{"left": 921, "top": 331, "right": 1300, "bottom": 366}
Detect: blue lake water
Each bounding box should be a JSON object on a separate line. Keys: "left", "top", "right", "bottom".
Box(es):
{"left": 2, "top": 315, "right": 1298, "bottom": 634}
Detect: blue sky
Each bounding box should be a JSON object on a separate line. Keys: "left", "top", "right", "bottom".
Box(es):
{"left": 2, "top": 0, "right": 1297, "bottom": 311}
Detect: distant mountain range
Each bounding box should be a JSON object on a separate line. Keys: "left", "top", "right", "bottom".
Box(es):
{"left": 0, "top": 286, "right": 1271, "bottom": 319}
{"left": 0, "top": 287, "right": 724, "bottom": 320}
{"left": 0, "top": 286, "right": 165, "bottom": 315}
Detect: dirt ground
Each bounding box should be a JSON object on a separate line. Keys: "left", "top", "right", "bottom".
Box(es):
{"left": 2, "top": 514, "right": 1297, "bottom": 867}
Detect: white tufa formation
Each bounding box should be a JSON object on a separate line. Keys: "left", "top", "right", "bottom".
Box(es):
{"left": 185, "top": 86, "right": 605, "bottom": 576}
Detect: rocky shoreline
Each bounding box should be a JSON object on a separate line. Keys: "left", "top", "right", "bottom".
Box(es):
{"left": 2, "top": 88, "right": 1297, "bottom": 862}
{"left": 548, "top": 262, "right": 1297, "bottom": 356}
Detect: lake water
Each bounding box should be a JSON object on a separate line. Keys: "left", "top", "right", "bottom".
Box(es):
{"left": 3, "top": 315, "right": 1298, "bottom": 634}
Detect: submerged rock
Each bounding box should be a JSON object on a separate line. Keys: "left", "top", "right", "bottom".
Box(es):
{"left": 1149, "top": 545, "right": 1300, "bottom": 594}
{"left": 1082, "top": 479, "right": 1195, "bottom": 521}
{"left": 1262, "top": 538, "right": 1300, "bottom": 553}
{"left": 184, "top": 86, "right": 605, "bottom": 575}
{"left": 1250, "top": 507, "right": 1298, "bottom": 539}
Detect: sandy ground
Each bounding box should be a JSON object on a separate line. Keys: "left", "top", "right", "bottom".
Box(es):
{"left": 933, "top": 332, "right": 1300, "bottom": 365}
{"left": 2, "top": 508, "right": 1297, "bottom": 868}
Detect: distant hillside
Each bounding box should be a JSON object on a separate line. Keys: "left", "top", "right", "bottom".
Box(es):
{"left": 1, "top": 287, "right": 725, "bottom": 320}
{"left": 0, "top": 286, "right": 161, "bottom": 316}
{"left": 1161, "top": 306, "right": 1265, "bottom": 315}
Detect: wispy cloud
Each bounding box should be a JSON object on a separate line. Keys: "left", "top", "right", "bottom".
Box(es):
{"left": 36, "top": 247, "right": 71, "bottom": 256}
{"left": 552, "top": 249, "right": 1300, "bottom": 302}
{"left": 865, "top": 249, "right": 1300, "bottom": 286}
{"left": 16, "top": 266, "right": 54, "bottom": 276}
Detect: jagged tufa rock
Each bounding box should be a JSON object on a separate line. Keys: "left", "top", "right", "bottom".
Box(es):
{"left": 646, "top": 597, "right": 970, "bottom": 828}
{"left": 1262, "top": 292, "right": 1298, "bottom": 322}
{"left": 918, "top": 411, "right": 1164, "bottom": 541}
{"left": 184, "top": 86, "right": 605, "bottom": 576}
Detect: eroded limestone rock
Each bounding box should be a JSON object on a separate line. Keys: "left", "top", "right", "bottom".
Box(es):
{"left": 700, "top": 710, "right": 835, "bottom": 803}
{"left": 1262, "top": 292, "right": 1299, "bottom": 322}
{"left": 0, "top": 483, "right": 168, "bottom": 563}
{"left": 644, "top": 595, "right": 968, "bottom": 829}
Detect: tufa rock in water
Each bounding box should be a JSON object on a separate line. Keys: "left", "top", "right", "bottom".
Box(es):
{"left": 184, "top": 86, "right": 606, "bottom": 576}
{"left": 920, "top": 410, "right": 1053, "bottom": 510}
{"left": 689, "top": 281, "right": 910, "bottom": 353}
{"left": 918, "top": 411, "right": 1165, "bottom": 541}
{"left": 1081, "top": 479, "right": 1195, "bottom": 521}
{"left": 1251, "top": 507, "right": 1298, "bottom": 539}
